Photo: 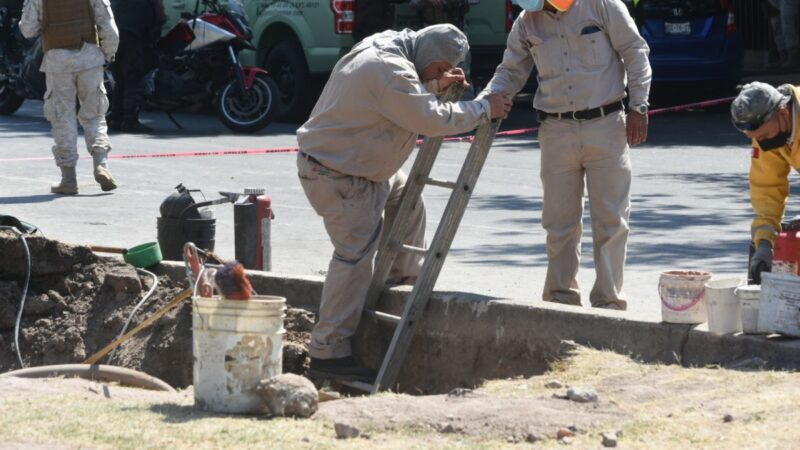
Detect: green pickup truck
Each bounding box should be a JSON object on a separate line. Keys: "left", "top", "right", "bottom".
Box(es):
{"left": 163, "top": 0, "right": 521, "bottom": 121}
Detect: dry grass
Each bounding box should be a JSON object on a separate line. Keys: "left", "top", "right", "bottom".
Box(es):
{"left": 1, "top": 347, "right": 798, "bottom": 449}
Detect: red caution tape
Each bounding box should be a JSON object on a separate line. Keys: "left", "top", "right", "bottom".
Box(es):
{"left": 0, "top": 96, "right": 736, "bottom": 163}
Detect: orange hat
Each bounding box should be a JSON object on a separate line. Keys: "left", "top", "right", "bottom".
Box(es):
{"left": 547, "top": 0, "right": 575, "bottom": 12}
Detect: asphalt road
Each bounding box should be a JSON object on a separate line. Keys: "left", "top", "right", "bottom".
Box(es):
{"left": 3, "top": 93, "right": 799, "bottom": 321}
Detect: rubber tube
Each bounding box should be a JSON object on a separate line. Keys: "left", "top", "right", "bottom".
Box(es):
{"left": 0, "top": 226, "right": 31, "bottom": 369}
{"left": 108, "top": 268, "right": 159, "bottom": 363}
{"left": 0, "top": 364, "right": 176, "bottom": 393}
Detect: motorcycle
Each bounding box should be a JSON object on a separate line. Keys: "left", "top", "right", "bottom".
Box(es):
{"left": 0, "top": 2, "right": 46, "bottom": 115}
{"left": 139, "top": 0, "right": 277, "bottom": 133}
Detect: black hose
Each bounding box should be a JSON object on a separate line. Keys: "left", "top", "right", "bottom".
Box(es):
{"left": 0, "top": 226, "right": 31, "bottom": 369}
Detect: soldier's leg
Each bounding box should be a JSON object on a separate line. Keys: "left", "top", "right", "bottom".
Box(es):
{"left": 584, "top": 111, "right": 631, "bottom": 310}
{"left": 540, "top": 116, "right": 585, "bottom": 306}
{"left": 77, "top": 66, "right": 116, "bottom": 192}
{"left": 44, "top": 71, "right": 79, "bottom": 195}
{"left": 384, "top": 169, "right": 426, "bottom": 284}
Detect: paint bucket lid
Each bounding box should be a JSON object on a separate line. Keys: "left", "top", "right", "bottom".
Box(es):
{"left": 123, "top": 242, "right": 163, "bottom": 268}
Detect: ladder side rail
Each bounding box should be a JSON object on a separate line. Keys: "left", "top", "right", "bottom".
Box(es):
{"left": 373, "top": 118, "right": 502, "bottom": 392}
{"left": 364, "top": 84, "right": 466, "bottom": 310}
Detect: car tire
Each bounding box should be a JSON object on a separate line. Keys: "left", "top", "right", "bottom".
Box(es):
{"left": 265, "top": 39, "right": 311, "bottom": 123}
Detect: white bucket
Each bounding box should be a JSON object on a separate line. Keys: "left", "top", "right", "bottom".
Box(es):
{"left": 758, "top": 272, "right": 800, "bottom": 337}
{"left": 735, "top": 284, "right": 762, "bottom": 334}
{"left": 192, "top": 295, "right": 286, "bottom": 414}
{"left": 659, "top": 271, "right": 712, "bottom": 324}
{"left": 704, "top": 278, "right": 743, "bottom": 334}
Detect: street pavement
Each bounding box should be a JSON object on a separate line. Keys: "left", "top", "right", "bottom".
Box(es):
{"left": 2, "top": 92, "right": 799, "bottom": 322}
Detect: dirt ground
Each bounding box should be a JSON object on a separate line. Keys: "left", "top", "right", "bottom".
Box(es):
{"left": 0, "top": 231, "right": 313, "bottom": 387}
{"left": 0, "top": 344, "right": 798, "bottom": 449}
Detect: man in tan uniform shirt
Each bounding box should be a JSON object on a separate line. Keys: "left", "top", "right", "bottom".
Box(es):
{"left": 479, "top": 0, "right": 651, "bottom": 310}
{"left": 21, "top": 0, "right": 119, "bottom": 195}
{"left": 297, "top": 24, "right": 511, "bottom": 380}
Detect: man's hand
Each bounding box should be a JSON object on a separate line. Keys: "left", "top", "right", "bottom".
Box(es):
{"left": 626, "top": 110, "right": 648, "bottom": 146}
{"left": 486, "top": 92, "right": 513, "bottom": 120}
{"left": 438, "top": 67, "right": 467, "bottom": 91}
{"left": 749, "top": 240, "right": 773, "bottom": 285}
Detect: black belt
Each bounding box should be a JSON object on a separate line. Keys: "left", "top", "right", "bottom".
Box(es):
{"left": 299, "top": 151, "right": 323, "bottom": 166}
{"left": 537, "top": 101, "right": 624, "bottom": 122}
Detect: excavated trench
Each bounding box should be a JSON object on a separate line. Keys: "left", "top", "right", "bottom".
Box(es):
{"left": 0, "top": 231, "right": 314, "bottom": 388}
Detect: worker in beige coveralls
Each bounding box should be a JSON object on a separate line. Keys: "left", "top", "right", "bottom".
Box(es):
{"left": 297, "top": 24, "right": 512, "bottom": 380}
{"left": 479, "top": 0, "right": 651, "bottom": 310}
{"left": 20, "top": 0, "right": 119, "bottom": 195}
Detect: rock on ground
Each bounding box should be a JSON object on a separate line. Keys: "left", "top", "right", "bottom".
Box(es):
{"left": 567, "top": 387, "right": 598, "bottom": 403}
{"left": 256, "top": 373, "right": 318, "bottom": 418}
{"left": 334, "top": 422, "right": 360, "bottom": 439}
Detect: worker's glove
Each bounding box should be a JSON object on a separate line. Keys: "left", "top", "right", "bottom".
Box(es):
{"left": 749, "top": 240, "right": 773, "bottom": 285}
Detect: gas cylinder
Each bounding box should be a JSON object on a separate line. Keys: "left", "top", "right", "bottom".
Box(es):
{"left": 773, "top": 218, "right": 800, "bottom": 275}
{"left": 234, "top": 188, "right": 274, "bottom": 271}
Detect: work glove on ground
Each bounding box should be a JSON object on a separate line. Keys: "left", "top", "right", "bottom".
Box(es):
{"left": 749, "top": 240, "right": 773, "bottom": 285}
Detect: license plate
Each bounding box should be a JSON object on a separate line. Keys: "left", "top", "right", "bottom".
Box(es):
{"left": 665, "top": 21, "right": 691, "bottom": 35}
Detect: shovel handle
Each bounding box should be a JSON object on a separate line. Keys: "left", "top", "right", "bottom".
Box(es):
{"left": 83, "top": 288, "right": 192, "bottom": 365}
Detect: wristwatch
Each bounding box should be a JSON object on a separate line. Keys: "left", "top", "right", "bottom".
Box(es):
{"left": 631, "top": 103, "right": 649, "bottom": 115}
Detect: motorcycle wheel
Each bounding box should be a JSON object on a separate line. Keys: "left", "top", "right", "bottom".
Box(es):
{"left": 0, "top": 82, "right": 25, "bottom": 115}
{"left": 216, "top": 73, "right": 277, "bottom": 134}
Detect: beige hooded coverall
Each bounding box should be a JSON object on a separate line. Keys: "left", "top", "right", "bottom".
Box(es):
{"left": 478, "top": 0, "right": 651, "bottom": 309}
{"left": 297, "top": 24, "right": 491, "bottom": 359}
{"left": 20, "top": 0, "right": 119, "bottom": 170}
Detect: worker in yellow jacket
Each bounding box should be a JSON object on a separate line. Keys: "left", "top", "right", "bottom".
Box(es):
{"left": 731, "top": 81, "right": 799, "bottom": 283}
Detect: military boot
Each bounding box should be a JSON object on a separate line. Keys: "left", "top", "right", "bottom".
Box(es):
{"left": 92, "top": 151, "right": 118, "bottom": 192}
{"left": 51, "top": 166, "right": 78, "bottom": 195}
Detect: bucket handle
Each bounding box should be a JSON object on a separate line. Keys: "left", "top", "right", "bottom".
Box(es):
{"left": 659, "top": 285, "right": 705, "bottom": 312}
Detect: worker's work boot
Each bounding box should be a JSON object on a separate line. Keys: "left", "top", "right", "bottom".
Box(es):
{"left": 92, "top": 151, "right": 117, "bottom": 192}
{"left": 51, "top": 166, "right": 78, "bottom": 195}
{"left": 308, "top": 356, "right": 376, "bottom": 382}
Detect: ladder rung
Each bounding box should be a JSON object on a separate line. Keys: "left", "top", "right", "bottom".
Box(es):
{"left": 400, "top": 244, "right": 428, "bottom": 256}
{"left": 365, "top": 309, "right": 401, "bottom": 324}
{"left": 336, "top": 379, "right": 374, "bottom": 392}
{"left": 422, "top": 177, "right": 457, "bottom": 190}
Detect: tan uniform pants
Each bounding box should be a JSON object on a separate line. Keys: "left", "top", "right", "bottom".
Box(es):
{"left": 297, "top": 154, "right": 426, "bottom": 359}
{"left": 539, "top": 110, "right": 630, "bottom": 309}
{"left": 43, "top": 66, "right": 111, "bottom": 168}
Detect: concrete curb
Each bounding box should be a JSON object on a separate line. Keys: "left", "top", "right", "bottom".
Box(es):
{"left": 157, "top": 262, "right": 800, "bottom": 394}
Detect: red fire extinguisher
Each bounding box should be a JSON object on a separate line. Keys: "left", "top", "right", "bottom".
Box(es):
{"left": 234, "top": 188, "right": 274, "bottom": 271}
{"left": 773, "top": 216, "right": 800, "bottom": 275}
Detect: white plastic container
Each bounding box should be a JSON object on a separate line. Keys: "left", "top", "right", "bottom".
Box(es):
{"left": 704, "top": 278, "right": 743, "bottom": 334}
{"left": 758, "top": 272, "right": 800, "bottom": 337}
{"left": 192, "top": 295, "right": 286, "bottom": 413}
{"left": 659, "top": 271, "right": 713, "bottom": 324}
{"left": 735, "top": 284, "right": 762, "bottom": 334}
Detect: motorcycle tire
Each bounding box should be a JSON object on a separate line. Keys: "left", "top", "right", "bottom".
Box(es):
{"left": 216, "top": 72, "right": 277, "bottom": 134}
{"left": 0, "top": 84, "right": 25, "bottom": 115}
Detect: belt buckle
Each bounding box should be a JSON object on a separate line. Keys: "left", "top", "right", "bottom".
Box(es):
{"left": 571, "top": 110, "right": 580, "bottom": 121}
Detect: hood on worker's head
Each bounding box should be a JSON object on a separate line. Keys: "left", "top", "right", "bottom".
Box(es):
{"left": 411, "top": 24, "right": 469, "bottom": 74}
{"left": 360, "top": 24, "right": 468, "bottom": 76}
{"left": 731, "top": 81, "right": 790, "bottom": 132}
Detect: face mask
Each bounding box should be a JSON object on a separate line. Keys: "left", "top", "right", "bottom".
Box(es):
{"left": 757, "top": 130, "right": 791, "bottom": 151}
{"left": 517, "top": 0, "right": 545, "bottom": 12}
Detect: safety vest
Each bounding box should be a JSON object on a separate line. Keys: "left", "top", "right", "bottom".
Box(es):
{"left": 41, "top": 0, "right": 98, "bottom": 52}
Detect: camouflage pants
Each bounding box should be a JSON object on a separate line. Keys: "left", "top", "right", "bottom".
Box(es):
{"left": 43, "top": 66, "right": 111, "bottom": 168}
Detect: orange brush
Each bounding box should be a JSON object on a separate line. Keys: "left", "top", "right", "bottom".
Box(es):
{"left": 214, "top": 261, "right": 253, "bottom": 300}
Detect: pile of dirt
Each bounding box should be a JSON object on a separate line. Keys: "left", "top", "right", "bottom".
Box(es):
{"left": 0, "top": 231, "right": 314, "bottom": 388}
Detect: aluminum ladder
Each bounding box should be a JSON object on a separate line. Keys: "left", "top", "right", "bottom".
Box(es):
{"left": 342, "top": 85, "right": 502, "bottom": 393}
